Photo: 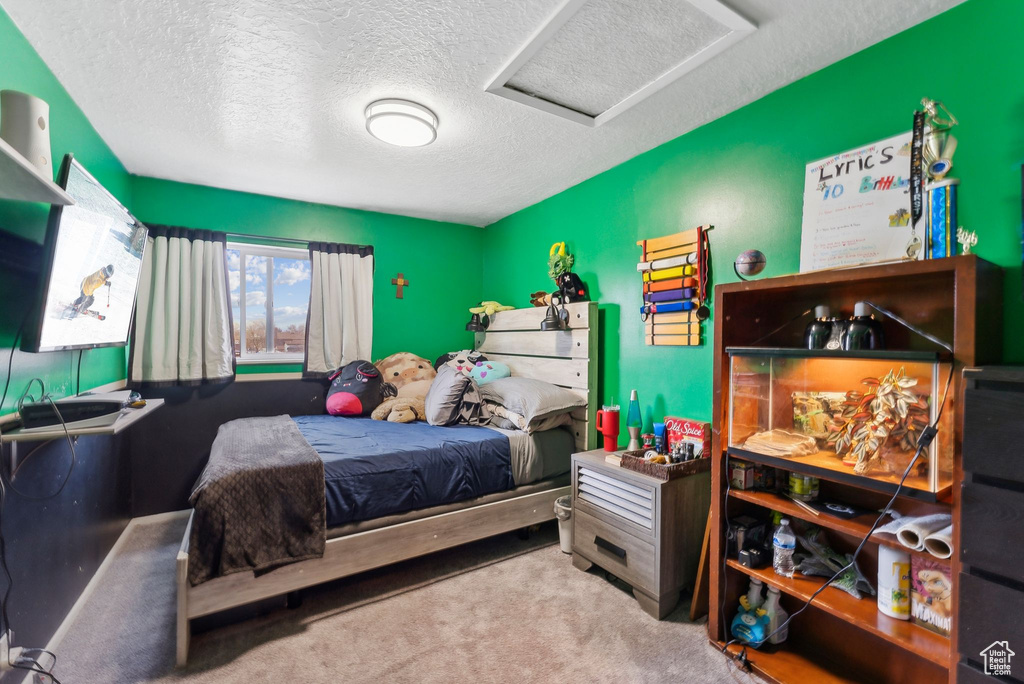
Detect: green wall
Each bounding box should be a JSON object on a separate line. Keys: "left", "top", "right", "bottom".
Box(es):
{"left": 130, "top": 177, "right": 481, "bottom": 371}
{"left": 0, "top": 7, "right": 133, "bottom": 415}
{"left": 481, "top": 0, "right": 1023, "bottom": 430}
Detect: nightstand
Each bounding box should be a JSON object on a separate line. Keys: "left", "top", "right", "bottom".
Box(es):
{"left": 570, "top": 448, "right": 710, "bottom": 619}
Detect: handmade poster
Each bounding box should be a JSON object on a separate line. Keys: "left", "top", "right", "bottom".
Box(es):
{"left": 800, "top": 131, "right": 916, "bottom": 272}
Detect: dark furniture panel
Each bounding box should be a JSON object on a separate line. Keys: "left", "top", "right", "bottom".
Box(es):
{"left": 957, "top": 573, "right": 1024, "bottom": 662}
{"left": 956, "top": 661, "right": 1023, "bottom": 684}
{"left": 0, "top": 434, "right": 130, "bottom": 652}
{"left": 130, "top": 379, "right": 328, "bottom": 515}
{"left": 963, "top": 386, "right": 1024, "bottom": 485}
{"left": 960, "top": 483, "right": 1024, "bottom": 580}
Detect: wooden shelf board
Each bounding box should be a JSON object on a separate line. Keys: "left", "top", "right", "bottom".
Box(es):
{"left": 0, "top": 136, "right": 74, "bottom": 205}
{"left": 713, "top": 640, "right": 861, "bottom": 684}
{"left": 727, "top": 447, "right": 950, "bottom": 502}
{"left": 725, "top": 559, "right": 950, "bottom": 668}
{"left": 728, "top": 488, "right": 944, "bottom": 560}
{"left": 0, "top": 399, "right": 164, "bottom": 443}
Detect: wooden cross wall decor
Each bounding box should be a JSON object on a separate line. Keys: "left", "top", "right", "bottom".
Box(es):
{"left": 391, "top": 273, "right": 409, "bottom": 299}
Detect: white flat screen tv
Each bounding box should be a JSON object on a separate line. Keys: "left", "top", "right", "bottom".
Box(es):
{"left": 27, "top": 155, "right": 147, "bottom": 352}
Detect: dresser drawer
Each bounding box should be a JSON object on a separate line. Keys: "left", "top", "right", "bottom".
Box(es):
{"left": 573, "top": 509, "right": 657, "bottom": 594}
{"left": 575, "top": 463, "right": 656, "bottom": 531}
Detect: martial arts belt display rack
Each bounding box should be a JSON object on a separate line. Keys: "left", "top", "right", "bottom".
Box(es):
{"left": 637, "top": 226, "right": 711, "bottom": 346}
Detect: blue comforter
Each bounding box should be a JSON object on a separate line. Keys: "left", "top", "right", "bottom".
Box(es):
{"left": 292, "top": 415, "right": 514, "bottom": 527}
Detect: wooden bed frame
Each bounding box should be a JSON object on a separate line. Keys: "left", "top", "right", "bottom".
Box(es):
{"left": 176, "top": 301, "right": 598, "bottom": 665}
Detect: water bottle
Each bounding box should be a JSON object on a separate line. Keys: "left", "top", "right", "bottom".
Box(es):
{"left": 772, "top": 518, "right": 796, "bottom": 578}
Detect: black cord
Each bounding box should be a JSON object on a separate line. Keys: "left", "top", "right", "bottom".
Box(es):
{"left": 0, "top": 311, "right": 29, "bottom": 418}
{"left": 75, "top": 349, "right": 84, "bottom": 397}
{"left": 747, "top": 309, "right": 813, "bottom": 347}
{"left": 5, "top": 391, "right": 77, "bottom": 501}
{"left": 0, "top": 382, "right": 75, "bottom": 684}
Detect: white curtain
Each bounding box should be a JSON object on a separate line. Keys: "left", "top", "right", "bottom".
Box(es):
{"left": 304, "top": 242, "right": 374, "bottom": 377}
{"left": 130, "top": 226, "right": 234, "bottom": 385}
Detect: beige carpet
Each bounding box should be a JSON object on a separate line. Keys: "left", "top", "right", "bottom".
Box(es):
{"left": 52, "top": 516, "right": 756, "bottom": 683}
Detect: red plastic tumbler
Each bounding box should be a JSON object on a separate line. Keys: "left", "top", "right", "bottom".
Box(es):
{"left": 595, "top": 405, "right": 620, "bottom": 452}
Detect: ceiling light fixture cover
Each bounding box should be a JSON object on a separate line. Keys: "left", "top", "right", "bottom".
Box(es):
{"left": 365, "top": 99, "right": 438, "bottom": 147}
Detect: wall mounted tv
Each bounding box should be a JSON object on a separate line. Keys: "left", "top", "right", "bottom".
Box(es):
{"left": 25, "top": 155, "right": 148, "bottom": 352}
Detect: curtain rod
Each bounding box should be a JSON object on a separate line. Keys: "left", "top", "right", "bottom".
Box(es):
{"left": 226, "top": 233, "right": 310, "bottom": 247}
{"left": 226, "top": 234, "right": 372, "bottom": 250}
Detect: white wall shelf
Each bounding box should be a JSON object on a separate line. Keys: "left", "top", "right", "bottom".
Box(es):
{"left": 0, "top": 399, "right": 164, "bottom": 443}
{"left": 0, "top": 135, "right": 74, "bottom": 205}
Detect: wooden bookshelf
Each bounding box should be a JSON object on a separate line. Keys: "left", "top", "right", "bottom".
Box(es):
{"left": 727, "top": 487, "right": 946, "bottom": 559}
{"left": 726, "top": 446, "right": 947, "bottom": 501}
{"left": 726, "top": 560, "right": 949, "bottom": 667}
{"left": 714, "top": 641, "right": 861, "bottom": 684}
{"left": 708, "top": 256, "right": 1003, "bottom": 684}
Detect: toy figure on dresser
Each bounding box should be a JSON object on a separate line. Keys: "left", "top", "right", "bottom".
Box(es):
{"left": 548, "top": 242, "right": 588, "bottom": 303}
{"left": 826, "top": 366, "right": 928, "bottom": 475}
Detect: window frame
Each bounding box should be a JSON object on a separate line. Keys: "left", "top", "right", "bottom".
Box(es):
{"left": 227, "top": 241, "right": 311, "bottom": 365}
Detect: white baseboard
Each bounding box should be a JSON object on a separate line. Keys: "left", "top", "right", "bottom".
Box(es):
{"left": 24, "top": 510, "right": 190, "bottom": 683}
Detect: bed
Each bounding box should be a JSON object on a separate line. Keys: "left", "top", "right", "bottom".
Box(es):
{"left": 175, "top": 301, "right": 597, "bottom": 665}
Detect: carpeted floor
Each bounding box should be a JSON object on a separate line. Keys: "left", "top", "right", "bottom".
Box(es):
{"left": 52, "top": 516, "right": 755, "bottom": 683}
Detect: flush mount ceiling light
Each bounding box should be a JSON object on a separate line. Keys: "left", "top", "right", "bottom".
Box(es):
{"left": 364, "top": 99, "right": 438, "bottom": 147}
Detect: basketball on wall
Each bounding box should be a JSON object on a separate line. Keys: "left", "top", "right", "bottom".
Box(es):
{"left": 734, "top": 250, "right": 767, "bottom": 277}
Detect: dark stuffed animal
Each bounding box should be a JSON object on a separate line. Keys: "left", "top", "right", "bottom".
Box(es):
{"left": 326, "top": 360, "right": 386, "bottom": 416}
{"left": 556, "top": 271, "right": 588, "bottom": 303}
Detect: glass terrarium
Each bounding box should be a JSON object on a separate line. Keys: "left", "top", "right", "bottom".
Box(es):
{"left": 727, "top": 348, "right": 954, "bottom": 498}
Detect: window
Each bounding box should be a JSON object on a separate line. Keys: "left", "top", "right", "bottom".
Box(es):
{"left": 226, "top": 242, "right": 310, "bottom": 363}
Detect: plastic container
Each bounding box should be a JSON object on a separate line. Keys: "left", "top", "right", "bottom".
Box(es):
{"left": 746, "top": 577, "right": 765, "bottom": 611}
{"left": 842, "top": 301, "right": 886, "bottom": 351}
{"left": 764, "top": 586, "right": 789, "bottom": 644}
{"left": 803, "top": 305, "right": 833, "bottom": 350}
{"left": 772, "top": 518, "right": 796, "bottom": 578}
{"left": 554, "top": 495, "right": 572, "bottom": 554}
{"left": 788, "top": 473, "right": 819, "bottom": 502}
{"left": 877, "top": 544, "right": 911, "bottom": 620}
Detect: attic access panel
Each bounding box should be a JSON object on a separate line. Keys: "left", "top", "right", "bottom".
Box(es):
{"left": 486, "top": 0, "right": 756, "bottom": 127}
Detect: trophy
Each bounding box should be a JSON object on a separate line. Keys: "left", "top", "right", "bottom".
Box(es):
{"left": 920, "top": 98, "right": 959, "bottom": 258}
{"left": 922, "top": 98, "right": 958, "bottom": 180}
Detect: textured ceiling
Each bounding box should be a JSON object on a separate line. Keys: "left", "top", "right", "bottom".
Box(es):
{"left": 505, "top": 0, "right": 731, "bottom": 117}
{"left": 3, "top": 0, "right": 962, "bottom": 226}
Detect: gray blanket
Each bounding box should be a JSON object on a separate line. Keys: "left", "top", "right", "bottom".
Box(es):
{"left": 188, "top": 415, "right": 326, "bottom": 586}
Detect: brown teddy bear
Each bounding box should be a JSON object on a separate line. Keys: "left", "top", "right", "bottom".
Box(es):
{"left": 371, "top": 352, "right": 436, "bottom": 423}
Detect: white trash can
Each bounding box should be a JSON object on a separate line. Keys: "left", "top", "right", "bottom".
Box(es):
{"left": 554, "top": 495, "right": 572, "bottom": 554}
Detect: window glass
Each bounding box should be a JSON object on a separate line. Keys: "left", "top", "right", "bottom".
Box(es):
{"left": 226, "top": 244, "right": 310, "bottom": 362}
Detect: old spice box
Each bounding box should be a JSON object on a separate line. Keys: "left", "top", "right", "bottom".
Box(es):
{"left": 665, "top": 416, "right": 710, "bottom": 458}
